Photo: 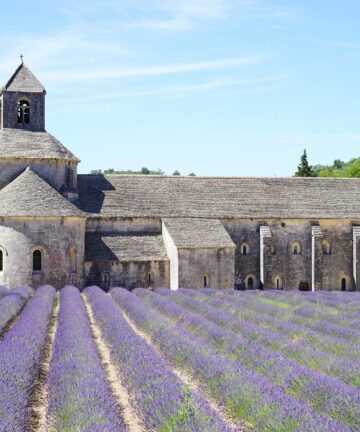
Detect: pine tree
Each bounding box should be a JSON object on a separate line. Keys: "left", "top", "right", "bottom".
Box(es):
{"left": 295, "top": 149, "right": 313, "bottom": 177}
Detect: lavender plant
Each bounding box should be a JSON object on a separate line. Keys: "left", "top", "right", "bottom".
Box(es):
{"left": 86, "top": 286, "right": 235, "bottom": 432}
{"left": 46, "top": 285, "right": 127, "bottom": 431}
{"left": 0, "top": 285, "right": 33, "bottom": 335}
{"left": 0, "top": 285, "right": 55, "bottom": 432}
{"left": 139, "top": 288, "right": 360, "bottom": 430}
{"left": 175, "top": 288, "right": 360, "bottom": 386}
{"left": 111, "top": 288, "right": 347, "bottom": 432}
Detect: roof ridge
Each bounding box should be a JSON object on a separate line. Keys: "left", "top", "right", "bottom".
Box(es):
{"left": 2, "top": 63, "right": 45, "bottom": 93}
{"left": 0, "top": 167, "right": 84, "bottom": 217}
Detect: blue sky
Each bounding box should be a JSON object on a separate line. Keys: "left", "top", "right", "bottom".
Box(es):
{"left": 0, "top": 0, "right": 360, "bottom": 176}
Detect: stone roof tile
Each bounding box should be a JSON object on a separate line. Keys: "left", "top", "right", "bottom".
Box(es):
{"left": 0, "top": 167, "right": 85, "bottom": 217}
{"left": 163, "top": 218, "right": 235, "bottom": 249}
{"left": 2, "top": 63, "right": 45, "bottom": 93}
{"left": 85, "top": 233, "right": 168, "bottom": 262}
{"left": 0, "top": 129, "right": 79, "bottom": 161}
{"left": 77, "top": 175, "right": 360, "bottom": 219}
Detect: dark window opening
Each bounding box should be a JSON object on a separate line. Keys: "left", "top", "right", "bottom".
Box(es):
{"left": 0, "top": 250, "right": 3, "bottom": 271}
{"left": 341, "top": 278, "right": 346, "bottom": 291}
{"left": 293, "top": 245, "right": 298, "bottom": 254}
{"left": 17, "top": 100, "right": 30, "bottom": 125}
{"left": 298, "top": 281, "right": 310, "bottom": 291}
{"left": 33, "top": 250, "right": 42, "bottom": 272}
{"left": 204, "top": 275, "right": 209, "bottom": 287}
{"left": 248, "top": 277, "right": 254, "bottom": 290}
{"left": 102, "top": 272, "right": 111, "bottom": 288}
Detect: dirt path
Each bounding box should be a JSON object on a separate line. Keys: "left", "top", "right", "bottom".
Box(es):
{"left": 28, "top": 293, "right": 60, "bottom": 432}
{"left": 83, "top": 294, "right": 145, "bottom": 432}
{"left": 119, "top": 306, "right": 248, "bottom": 432}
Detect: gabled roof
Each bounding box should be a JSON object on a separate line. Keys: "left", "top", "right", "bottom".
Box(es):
{"left": 0, "top": 167, "right": 84, "bottom": 217}
{"left": 2, "top": 63, "right": 45, "bottom": 93}
{"left": 77, "top": 174, "right": 360, "bottom": 220}
{"left": 0, "top": 129, "right": 79, "bottom": 162}
{"left": 163, "top": 218, "right": 235, "bottom": 249}
{"left": 85, "top": 233, "right": 168, "bottom": 262}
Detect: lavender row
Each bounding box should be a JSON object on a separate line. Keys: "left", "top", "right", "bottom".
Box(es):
{"left": 0, "top": 285, "right": 56, "bottom": 432}
{"left": 219, "top": 289, "right": 360, "bottom": 336}
{"left": 0, "top": 285, "right": 33, "bottom": 334}
{"left": 142, "top": 288, "right": 360, "bottom": 430}
{"left": 166, "top": 288, "right": 360, "bottom": 387}
{"left": 46, "top": 286, "right": 127, "bottom": 431}
{"left": 111, "top": 288, "right": 347, "bottom": 432}
{"left": 193, "top": 289, "right": 360, "bottom": 358}
{"left": 85, "top": 286, "right": 232, "bottom": 432}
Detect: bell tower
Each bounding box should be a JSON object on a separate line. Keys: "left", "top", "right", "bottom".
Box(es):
{"left": 0, "top": 57, "right": 46, "bottom": 132}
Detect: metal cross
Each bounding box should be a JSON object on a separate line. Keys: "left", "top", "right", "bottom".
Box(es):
{"left": 20, "top": 54, "right": 24, "bottom": 64}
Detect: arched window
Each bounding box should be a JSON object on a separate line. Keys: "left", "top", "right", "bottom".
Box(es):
{"left": 341, "top": 278, "right": 346, "bottom": 291}
{"left": 241, "top": 243, "right": 251, "bottom": 256}
{"left": 33, "top": 250, "right": 42, "bottom": 272}
{"left": 0, "top": 250, "right": 3, "bottom": 271}
{"left": 292, "top": 242, "right": 302, "bottom": 255}
{"left": 203, "top": 275, "right": 209, "bottom": 288}
{"left": 17, "top": 100, "right": 30, "bottom": 124}
{"left": 69, "top": 246, "right": 77, "bottom": 273}
{"left": 322, "top": 240, "right": 331, "bottom": 255}
{"left": 274, "top": 276, "right": 283, "bottom": 290}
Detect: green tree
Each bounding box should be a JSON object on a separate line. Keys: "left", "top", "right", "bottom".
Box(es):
{"left": 141, "top": 167, "right": 150, "bottom": 175}
{"left": 295, "top": 150, "right": 313, "bottom": 177}
{"left": 173, "top": 170, "right": 181, "bottom": 176}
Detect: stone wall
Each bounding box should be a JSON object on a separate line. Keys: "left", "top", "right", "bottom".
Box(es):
{"left": 178, "top": 247, "right": 235, "bottom": 290}
{"left": 86, "top": 217, "right": 161, "bottom": 234}
{"left": 223, "top": 218, "right": 360, "bottom": 291}
{"left": 84, "top": 259, "right": 169, "bottom": 290}
{"left": 162, "top": 221, "right": 179, "bottom": 290}
{"left": 0, "top": 159, "right": 77, "bottom": 191}
{"left": 0, "top": 216, "right": 85, "bottom": 289}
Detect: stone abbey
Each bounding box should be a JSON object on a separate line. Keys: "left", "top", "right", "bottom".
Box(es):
{"left": 0, "top": 61, "right": 360, "bottom": 292}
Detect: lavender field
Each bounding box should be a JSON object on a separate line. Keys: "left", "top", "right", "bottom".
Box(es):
{"left": 0, "top": 286, "right": 359, "bottom": 432}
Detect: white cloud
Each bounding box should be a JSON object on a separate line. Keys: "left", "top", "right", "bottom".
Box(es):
{"left": 41, "top": 56, "right": 264, "bottom": 82}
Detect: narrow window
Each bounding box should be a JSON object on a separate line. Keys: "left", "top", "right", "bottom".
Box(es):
{"left": 292, "top": 242, "right": 301, "bottom": 255}
{"left": 241, "top": 243, "right": 250, "bottom": 256}
{"left": 69, "top": 246, "right": 77, "bottom": 273}
{"left": 148, "top": 273, "right": 152, "bottom": 284}
{"left": 0, "top": 250, "right": 3, "bottom": 271}
{"left": 341, "top": 278, "right": 346, "bottom": 291}
{"left": 204, "top": 275, "right": 209, "bottom": 287}
{"left": 17, "top": 100, "right": 30, "bottom": 125}
{"left": 33, "top": 250, "right": 42, "bottom": 271}
{"left": 102, "top": 272, "right": 111, "bottom": 288}
{"left": 322, "top": 240, "right": 331, "bottom": 255}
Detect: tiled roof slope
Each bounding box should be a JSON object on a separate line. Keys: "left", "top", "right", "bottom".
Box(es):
{"left": 0, "top": 167, "right": 84, "bottom": 217}
{"left": 0, "top": 129, "right": 79, "bottom": 161}
{"left": 2, "top": 63, "right": 45, "bottom": 93}
{"left": 77, "top": 175, "right": 360, "bottom": 219}
{"left": 85, "top": 233, "right": 168, "bottom": 262}
{"left": 163, "top": 218, "right": 235, "bottom": 249}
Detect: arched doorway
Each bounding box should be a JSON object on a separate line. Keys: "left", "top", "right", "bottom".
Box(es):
{"left": 341, "top": 278, "right": 346, "bottom": 291}
{"left": 298, "top": 281, "right": 310, "bottom": 292}
{"left": 245, "top": 274, "right": 257, "bottom": 290}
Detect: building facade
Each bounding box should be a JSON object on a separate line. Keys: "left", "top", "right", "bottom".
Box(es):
{"left": 0, "top": 62, "right": 359, "bottom": 291}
